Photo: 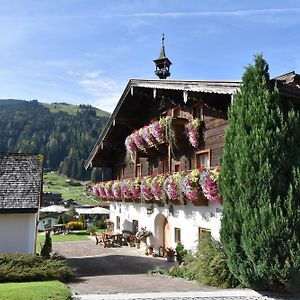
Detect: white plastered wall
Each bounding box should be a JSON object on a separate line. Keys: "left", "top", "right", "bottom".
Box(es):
{"left": 38, "top": 217, "right": 58, "bottom": 231}
{"left": 109, "top": 201, "right": 222, "bottom": 252}
{"left": 0, "top": 213, "right": 37, "bottom": 254}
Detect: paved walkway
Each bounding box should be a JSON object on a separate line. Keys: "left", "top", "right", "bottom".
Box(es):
{"left": 52, "top": 238, "right": 300, "bottom": 300}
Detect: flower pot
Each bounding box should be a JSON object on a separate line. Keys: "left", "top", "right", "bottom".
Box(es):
{"left": 136, "top": 243, "right": 141, "bottom": 249}
{"left": 167, "top": 256, "right": 175, "bottom": 262}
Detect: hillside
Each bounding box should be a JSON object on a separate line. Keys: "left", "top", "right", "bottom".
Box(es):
{"left": 0, "top": 99, "right": 109, "bottom": 180}
{"left": 43, "top": 171, "right": 99, "bottom": 206}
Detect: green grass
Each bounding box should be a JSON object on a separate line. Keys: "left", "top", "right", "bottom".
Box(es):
{"left": 41, "top": 102, "right": 109, "bottom": 117}
{"left": 37, "top": 232, "right": 89, "bottom": 253}
{"left": 43, "top": 171, "right": 100, "bottom": 205}
{"left": 0, "top": 281, "right": 71, "bottom": 300}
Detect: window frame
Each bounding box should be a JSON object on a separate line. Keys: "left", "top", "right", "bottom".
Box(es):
{"left": 195, "top": 149, "right": 211, "bottom": 169}
{"left": 174, "top": 227, "right": 181, "bottom": 243}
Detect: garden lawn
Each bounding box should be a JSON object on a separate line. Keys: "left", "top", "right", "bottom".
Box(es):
{"left": 37, "top": 232, "right": 89, "bottom": 253}
{"left": 0, "top": 280, "right": 71, "bottom": 300}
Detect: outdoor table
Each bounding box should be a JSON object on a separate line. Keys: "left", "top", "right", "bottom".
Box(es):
{"left": 103, "top": 231, "right": 123, "bottom": 247}
{"left": 52, "top": 224, "right": 67, "bottom": 234}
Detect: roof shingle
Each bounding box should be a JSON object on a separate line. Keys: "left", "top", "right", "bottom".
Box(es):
{"left": 0, "top": 153, "right": 43, "bottom": 211}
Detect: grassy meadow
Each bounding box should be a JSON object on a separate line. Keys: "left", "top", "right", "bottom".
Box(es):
{"left": 43, "top": 171, "right": 99, "bottom": 206}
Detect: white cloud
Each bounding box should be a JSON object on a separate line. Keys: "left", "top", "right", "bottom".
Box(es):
{"left": 108, "top": 8, "right": 300, "bottom": 18}
{"left": 78, "top": 71, "right": 125, "bottom": 113}
{"left": 2, "top": 8, "right": 300, "bottom": 21}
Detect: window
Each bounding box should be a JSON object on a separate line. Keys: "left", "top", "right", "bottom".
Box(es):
{"left": 117, "top": 168, "right": 124, "bottom": 180}
{"left": 160, "top": 160, "right": 169, "bottom": 174}
{"left": 132, "top": 220, "right": 139, "bottom": 234}
{"left": 172, "top": 106, "right": 181, "bottom": 118}
{"left": 116, "top": 216, "right": 120, "bottom": 230}
{"left": 195, "top": 150, "right": 210, "bottom": 169}
{"left": 198, "top": 227, "right": 211, "bottom": 240}
{"left": 135, "top": 163, "right": 142, "bottom": 177}
{"left": 148, "top": 162, "right": 155, "bottom": 175}
{"left": 174, "top": 163, "right": 180, "bottom": 172}
{"left": 193, "top": 104, "right": 203, "bottom": 119}
{"left": 175, "top": 228, "right": 181, "bottom": 243}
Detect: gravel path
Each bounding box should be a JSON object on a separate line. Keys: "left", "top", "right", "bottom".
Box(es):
{"left": 52, "top": 238, "right": 300, "bottom": 300}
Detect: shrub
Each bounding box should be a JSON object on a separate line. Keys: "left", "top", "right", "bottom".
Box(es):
{"left": 86, "top": 225, "right": 97, "bottom": 235}
{"left": 56, "top": 214, "right": 64, "bottom": 224}
{"left": 93, "top": 219, "right": 106, "bottom": 229}
{"left": 79, "top": 214, "right": 86, "bottom": 229}
{"left": 175, "top": 242, "right": 187, "bottom": 265}
{"left": 190, "top": 236, "right": 240, "bottom": 288}
{"left": 0, "top": 254, "right": 76, "bottom": 283}
{"left": 40, "top": 231, "right": 52, "bottom": 258}
{"left": 65, "top": 221, "right": 84, "bottom": 230}
{"left": 168, "top": 236, "right": 239, "bottom": 288}
{"left": 169, "top": 264, "right": 196, "bottom": 280}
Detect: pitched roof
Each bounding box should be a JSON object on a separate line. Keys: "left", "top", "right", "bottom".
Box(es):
{"left": 0, "top": 153, "right": 43, "bottom": 212}
{"left": 85, "top": 78, "right": 241, "bottom": 168}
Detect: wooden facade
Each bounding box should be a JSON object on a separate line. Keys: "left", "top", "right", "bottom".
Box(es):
{"left": 86, "top": 79, "right": 240, "bottom": 181}
{"left": 86, "top": 72, "right": 300, "bottom": 249}
{"left": 86, "top": 72, "right": 300, "bottom": 188}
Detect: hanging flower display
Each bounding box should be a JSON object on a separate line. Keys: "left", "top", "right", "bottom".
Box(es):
{"left": 142, "top": 125, "right": 156, "bottom": 146}
{"left": 163, "top": 172, "right": 184, "bottom": 201}
{"left": 140, "top": 176, "right": 154, "bottom": 201}
{"left": 92, "top": 185, "right": 100, "bottom": 197}
{"left": 182, "top": 169, "right": 202, "bottom": 202}
{"left": 150, "top": 118, "right": 165, "bottom": 143}
{"left": 130, "top": 178, "right": 141, "bottom": 200}
{"left": 93, "top": 167, "right": 221, "bottom": 205}
{"left": 185, "top": 118, "right": 201, "bottom": 148}
{"left": 199, "top": 168, "right": 221, "bottom": 203}
{"left": 104, "top": 181, "right": 113, "bottom": 199}
{"left": 97, "top": 183, "right": 106, "bottom": 198}
{"left": 125, "top": 135, "right": 137, "bottom": 156}
{"left": 133, "top": 129, "right": 145, "bottom": 150}
{"left": 112, "top": 181, "right": 121, "bottom": 200}
{"left": 150, "top": 174, "right": 167, "bottom": 202}
{"left": 121, "top": 179, "right": 132, "bottom": 199}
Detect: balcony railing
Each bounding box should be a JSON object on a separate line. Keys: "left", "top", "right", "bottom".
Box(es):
{"left": 93, "top": 167, "right": 221, "bottom": 206}
{"left": 125, "top": 117, "right": 204, "bottom": 161}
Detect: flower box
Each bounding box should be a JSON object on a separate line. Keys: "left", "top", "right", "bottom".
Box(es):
{"left": 193, "top": 195, "right": 208, "bottom": 206}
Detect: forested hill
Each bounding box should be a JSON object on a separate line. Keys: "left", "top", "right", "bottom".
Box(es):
{"left": 0, "top": 99, "right": 110, "bottom": 180}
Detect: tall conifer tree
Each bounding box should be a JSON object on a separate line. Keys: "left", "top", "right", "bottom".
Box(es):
{"left": 220, "top": 55, "right": 300, "bottom": 291}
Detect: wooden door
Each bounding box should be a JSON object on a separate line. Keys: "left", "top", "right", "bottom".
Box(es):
{"left": 163, "top": 218, "right": 170, "bottom": 250}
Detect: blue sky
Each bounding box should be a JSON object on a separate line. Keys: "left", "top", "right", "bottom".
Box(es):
{"left": 0, "top": 1, "right": 300, "bottom": 112}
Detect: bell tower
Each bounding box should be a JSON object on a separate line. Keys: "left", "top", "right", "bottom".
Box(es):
{"left": 153, "top": 34, "right": 172, "bottom": 79}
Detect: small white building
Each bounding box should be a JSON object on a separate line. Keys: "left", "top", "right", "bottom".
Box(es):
{"left": 0, "top": 153, "right": 43, "bottom": 254}
{"left": 38, "top": 214, "right": 58, "bottom": 231}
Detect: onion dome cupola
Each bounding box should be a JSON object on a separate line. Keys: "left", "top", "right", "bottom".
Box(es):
{"left": 153, "top": 34, "right": 172, "bottom": 79}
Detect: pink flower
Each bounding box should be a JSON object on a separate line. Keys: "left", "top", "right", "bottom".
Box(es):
{"left": 150, "top": 120, "right": 164, "bottom": 143}
{"left": 125, "top": 135, "right": 137, "bottom": 154}
{"left": 142, "top": 126, "right": 156, "bottom": 146}
{"left": 133, "top": 130, "right": 145, "bottom": 150}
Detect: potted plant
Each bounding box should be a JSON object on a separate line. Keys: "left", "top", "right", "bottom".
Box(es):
{"left": 165, "top": 247, "right": 176, "bottom": 262}
{"left": 135, "top": 238, "right": 141, "bottom": 249}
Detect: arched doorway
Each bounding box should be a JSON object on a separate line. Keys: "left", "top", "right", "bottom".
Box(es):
{"left": 154, "top": 213, "right": 170, "bottom": 250}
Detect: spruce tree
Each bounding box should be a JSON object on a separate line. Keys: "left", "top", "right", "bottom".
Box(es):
{"left": 220, "top": 55, "right": 300, "bottom": 291}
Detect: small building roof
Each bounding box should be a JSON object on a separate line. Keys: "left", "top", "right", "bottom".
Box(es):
{"left": 0, "top": 153, "right": 43, "bottom": 213}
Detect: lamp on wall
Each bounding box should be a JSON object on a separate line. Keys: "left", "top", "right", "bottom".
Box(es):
{"left": 147, "top": 204, "right": 154, "bottom": 215}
